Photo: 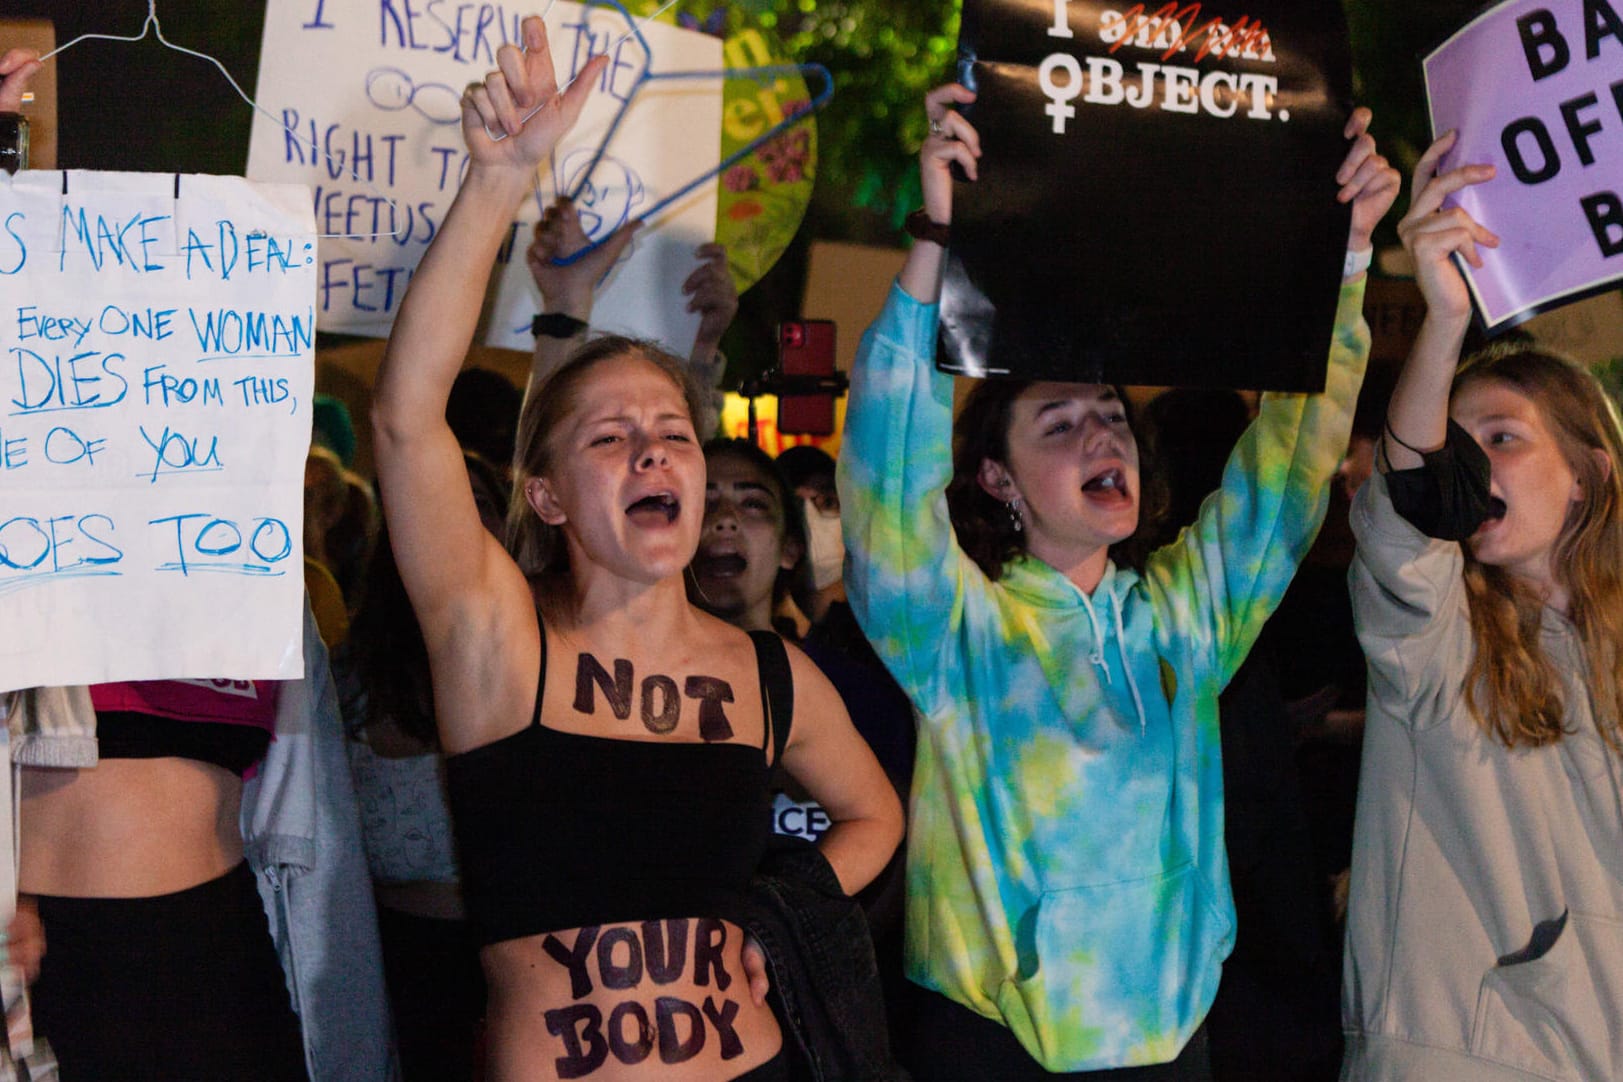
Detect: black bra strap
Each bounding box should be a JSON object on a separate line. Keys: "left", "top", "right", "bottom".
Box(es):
{"left": 530, "top": 615, "right": 549, "bottom": 728}
{"left": 749, "top": 630, "right": 793, "bottom": 766}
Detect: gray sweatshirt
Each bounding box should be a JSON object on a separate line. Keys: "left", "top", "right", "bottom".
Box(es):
{"left": 1342, "top": 472, "right": 1623, "bottom": 1082}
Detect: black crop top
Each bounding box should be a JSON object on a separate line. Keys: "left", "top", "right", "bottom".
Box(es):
{"left": 444, "top": 626, "right": 794, "bottom": 946}
{"left": 97, "top": 711, "right": 274, "bottom": 777}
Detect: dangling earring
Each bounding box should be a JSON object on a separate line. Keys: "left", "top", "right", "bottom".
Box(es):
{"left": 1006, "top": 499, "right": 1024, "bottom": 533}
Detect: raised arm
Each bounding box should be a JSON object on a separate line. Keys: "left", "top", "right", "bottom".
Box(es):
{"left": 679, "top": 242, "right": 736, "bottom": 437}
{"left": 372, "top": 19, "right": 602, "bottom": 698}
{"left": 1381, "top": 131, "right": 1499, "bottom": 471}
{"left": 896, "top": 83, "right": 979, "bottom": 302}
{"left": 837, "top": 85, "right": 985, "bottom": 700}
{"left": 1348, "top": 132, "right": 1498, "bottom": 682}
{"left": 1146, "top": 109, "right": 1398, "bottom": 681}
{"left": 524, "top": 198, "right": 640, "bottom": 393}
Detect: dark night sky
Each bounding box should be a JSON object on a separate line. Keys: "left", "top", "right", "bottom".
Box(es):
{"left": 11, "top": 1, "right": 267, "bottom": 174}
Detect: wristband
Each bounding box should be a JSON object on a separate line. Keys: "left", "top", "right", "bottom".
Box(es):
{"left": 1343, "top": 247, "right": 1374, "bottom": 279}
{"left": 531, "top": 312, "right": 588, "bottom": 339}
{"left": 904, "top": 209, "right": 951, "bottom": 248}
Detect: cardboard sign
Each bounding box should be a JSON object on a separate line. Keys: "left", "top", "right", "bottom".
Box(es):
{"left": 1424, "top": 0, "right": 1623, "bottom": 333}
{"left": 247, "top": 0, "right": 721, "bottom": 353}
{"left": 942, "top": 0, "right": 1353, "bottom": 390}
{"left": 0, "top": 170, "right": 313, "bottom": 693}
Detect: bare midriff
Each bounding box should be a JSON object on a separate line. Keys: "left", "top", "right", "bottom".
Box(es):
{"left": 481, "top": 917, "right": 781, "bottom": 1082}
{"left": 20, "top": 759, "right": 244, "bottom": 898}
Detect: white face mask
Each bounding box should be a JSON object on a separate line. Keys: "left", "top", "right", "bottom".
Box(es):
{"left": 802, "top": 498, "right": 845, "bottom": 591}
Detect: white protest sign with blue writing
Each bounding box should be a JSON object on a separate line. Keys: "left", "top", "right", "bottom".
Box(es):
{"left": 247, "top": 0, "right": 721, "bottom": 353}
{"left": 0, "top": 170, "right": 315, "bottom": 693}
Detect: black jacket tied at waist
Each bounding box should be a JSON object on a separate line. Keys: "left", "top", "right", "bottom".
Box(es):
{"left": 743, "top": 836, "right": 908, "bottom": 1082}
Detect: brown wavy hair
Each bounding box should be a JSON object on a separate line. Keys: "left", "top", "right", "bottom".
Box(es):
{"left": 946, "top": 379, "right": 1164, "bottom": 580}
{"left": 505, "top": 336, "right": 707, "bottom": 603}
{"left": 1455, "top": 347, "right": 1623, "bottom": 755}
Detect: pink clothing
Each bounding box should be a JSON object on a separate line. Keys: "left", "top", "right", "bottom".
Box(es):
{"left": 90, "top": 680, "right": 281, "bottom": 731}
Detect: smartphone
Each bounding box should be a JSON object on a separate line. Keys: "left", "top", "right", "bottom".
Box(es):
{"left": 778, "top": 319, "right": 836, "bottom": 436}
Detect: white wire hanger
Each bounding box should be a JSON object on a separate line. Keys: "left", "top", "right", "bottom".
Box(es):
{"left": 36, "top": 0, "right": 817, "bottom": 254}
{"left": 39, "top": 0, "right": 403, "bottom": 239}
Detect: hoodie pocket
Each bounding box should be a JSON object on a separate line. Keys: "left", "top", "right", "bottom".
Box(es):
{"left": 993, "top": 864, "right": 1232, "bottom": 1070}
{"left": 1471, "top": 910, "right": 1575, "bottom": 1081}
{"left": 1471, "top": 910, "right": 1623, "bottom": 1082}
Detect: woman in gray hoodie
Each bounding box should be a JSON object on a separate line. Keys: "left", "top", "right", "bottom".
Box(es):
{"left": 1342, "top": 131, "right": 1623, "bottom": 1081}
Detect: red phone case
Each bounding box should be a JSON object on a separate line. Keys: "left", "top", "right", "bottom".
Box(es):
{"left": 778, "top": 320, "right": 836, "bottom": 436}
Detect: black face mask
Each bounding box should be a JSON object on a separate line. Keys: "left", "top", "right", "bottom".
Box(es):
{"left": 1384, "top": 419, "right": 1498, "bottom": 541}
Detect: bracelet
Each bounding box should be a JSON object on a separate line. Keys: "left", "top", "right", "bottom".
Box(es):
{"left": 1343, "top": 246, "right": 1374, "bottom": 279}
{"left": 904, "top": 209, "right": 951, "bottom": 248}
{"left": 531, "top": 312, "right": 588, "bottom": 339}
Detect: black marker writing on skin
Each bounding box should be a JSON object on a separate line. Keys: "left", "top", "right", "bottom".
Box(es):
{"left": 607, "top": 1001, "right": 654, "bottom": 1065}
{"left": 694, "top": 917, "right": 731, "bottom": 990}
{"left": 702, "top": 996, "right": 744, "bottom": 1059}
{"left": 573, "top": 653, "right": 736, "bottom": 740}
{"left": 539, "top": 919, "right": 748, "bottom": 1076}
{"left": 656, "top": 997, "right": 705, "bottom": 1063}
{"left": 641, "top": 674, "right": 679, "bottom": 734}
{"left": 545, "top": 997, "right": 745, "bottom": 1077}
{"left": 575, "top": 655, "right": 633, "bottom": 719}
{"left": 643, "top": 919, "right": 687, "bottom": 984}
{"left": 542, "top": 925, "right": 600, "bottom": 1000}
{"left": 597, "top": 927, "right": 643, "bottom": 991}
{"left": 546, "top": 1005, "right": 607, "bottom": 1079}
{"left": 684, "top": 677, "right": 735, "bottom": 741}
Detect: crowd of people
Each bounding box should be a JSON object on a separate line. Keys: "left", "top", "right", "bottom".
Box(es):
{"left": 3, "top": 18, "right": 1621, "bottom": 1082}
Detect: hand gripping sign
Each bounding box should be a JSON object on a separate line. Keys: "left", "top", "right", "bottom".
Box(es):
{"left": 941, "top": 0, "right": 1353, "bottom": 391}
{"left": 1424, "top": 0, "right": 1623, "bottom": 333}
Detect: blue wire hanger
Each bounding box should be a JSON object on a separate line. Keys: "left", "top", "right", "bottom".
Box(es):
{"left": 535, "top": 0, "right": 833, "bottom": 266}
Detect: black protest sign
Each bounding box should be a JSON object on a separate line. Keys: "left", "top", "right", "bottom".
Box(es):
{"left": 941, "top": 0, "right": 1353, "bottom": 391}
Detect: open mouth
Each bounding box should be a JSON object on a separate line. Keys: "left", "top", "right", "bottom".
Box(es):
{"left": 626, "top": 492, "right": 680, "bottom": 524}
{"left": 693, "top": 551, "right": 747, "bottom": 578}
{"left": 1081, "top": 467, "right": 1131, "bottom": 504}
{"left": 1484, "top": 496, "right": 1507, "bottom": 521}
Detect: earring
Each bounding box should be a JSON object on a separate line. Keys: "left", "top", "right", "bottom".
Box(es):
{"left": 1006, "top": 499, "right": 1023, "bottom": 533}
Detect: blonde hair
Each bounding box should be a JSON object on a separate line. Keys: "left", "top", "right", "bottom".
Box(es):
{"left": 1456, "top": 348, "right": 1623, "bottom": 755}
{"left": 504, "top": 337, "right": 706, "bottom": 603}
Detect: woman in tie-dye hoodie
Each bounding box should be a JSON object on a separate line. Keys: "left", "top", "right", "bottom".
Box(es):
{"left": 836, "top": 84, "right": 1394, "bottom": 1078}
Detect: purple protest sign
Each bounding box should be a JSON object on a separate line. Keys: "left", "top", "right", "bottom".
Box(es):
{"left": 1423, "top": 0, "right": 1623, "bottom": 333}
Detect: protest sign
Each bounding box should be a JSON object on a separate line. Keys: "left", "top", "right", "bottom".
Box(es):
{"left": 0, "top": 170, "right": 314, "bottom": 693}
{"left": 1424, "top": 0, "right": 1623, "bottom": 333}
{"left": 709, "top": 21, "right": 819, "bottom": 294}
{"left": 942, "top": 0, "right": 1353, "bottom": 390}
{"left": 247, "top": 0, "right": 722, "bottom": 353}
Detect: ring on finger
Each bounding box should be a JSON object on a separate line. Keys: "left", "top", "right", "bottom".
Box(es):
{"left": 929, "top": 118, "right": 944, "bottom": 135}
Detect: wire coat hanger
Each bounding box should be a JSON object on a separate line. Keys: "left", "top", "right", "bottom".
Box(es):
{"left": 37, "top": 1, "right": 831, "bottom": 259}
{"left": 534, "top": 0, "right": 833, "bottom": 266}
{"left": 39, "top": 0, "right": 401, "bottom": 238}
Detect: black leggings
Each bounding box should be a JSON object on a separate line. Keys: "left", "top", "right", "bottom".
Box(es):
{"left": 902, "top": 984, "right": 1212, "bottom": 1081}
{"left": 31, "top": 862, "right": 307, "bottom": 1082}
